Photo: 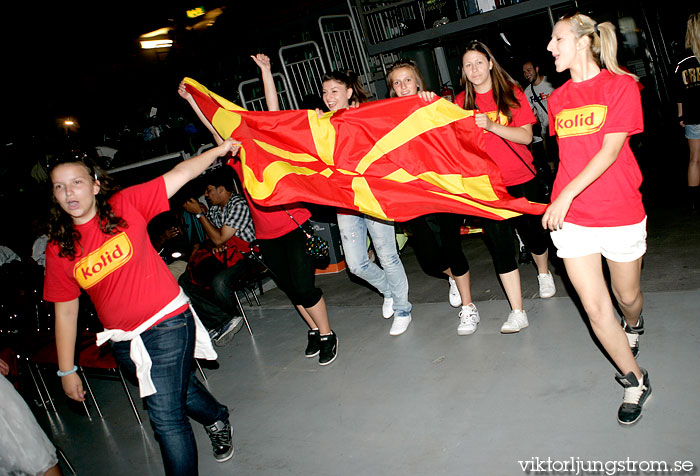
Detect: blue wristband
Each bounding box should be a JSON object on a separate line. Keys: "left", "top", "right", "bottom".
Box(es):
{"left": 57, "top": 365, "right": 78, "bottom": 377}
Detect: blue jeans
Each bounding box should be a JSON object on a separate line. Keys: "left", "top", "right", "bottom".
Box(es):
{"left": 111, "top": 310, "right": 228, "bottom": 476}
{"left": 337, "top": 213, "right": 411, "bottom": 317}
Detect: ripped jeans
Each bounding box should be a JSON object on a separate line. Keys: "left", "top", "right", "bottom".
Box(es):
{"left": 337, "top": 213, "right": 411, "bottom": 317}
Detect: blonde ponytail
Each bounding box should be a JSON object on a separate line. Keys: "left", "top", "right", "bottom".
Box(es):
{"left": 564, "top": 13, "right": 638, "bottom": 81}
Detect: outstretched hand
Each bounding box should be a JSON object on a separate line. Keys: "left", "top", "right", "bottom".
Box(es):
{"left": 215, "top": 138, "right": 241, "bottom": 157}
{"left": 251, "top": 54, "right": 272, "bottom": 73}
{"left": 178, "top": 80, "right": 192, "bottom": 101}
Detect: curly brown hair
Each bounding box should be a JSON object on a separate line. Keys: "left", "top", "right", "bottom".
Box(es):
{"left": 48, "top": 152, "right": 127, "bottom": 260}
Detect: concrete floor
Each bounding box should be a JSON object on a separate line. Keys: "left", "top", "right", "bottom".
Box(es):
{"left": 30, "top": 202, "right": 700, "bottom": 476}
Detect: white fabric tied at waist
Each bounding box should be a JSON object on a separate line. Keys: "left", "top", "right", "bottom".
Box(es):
{"left": 96, "top": 287, "right": 217, "bottom": 398}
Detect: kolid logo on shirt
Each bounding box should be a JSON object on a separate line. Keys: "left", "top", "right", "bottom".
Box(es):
{"left": 74, "top": 233, "right": 133, "bottom": 289}
{"left": 555, "top": 105, "right": 607, "bottom": 138}
{"left": 482, "top": 111, "right": 508, "bottom": 133}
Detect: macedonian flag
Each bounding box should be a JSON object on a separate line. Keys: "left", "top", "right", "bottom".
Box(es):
{"left": 183, "top": 78, "right": 546, "bottom": 221}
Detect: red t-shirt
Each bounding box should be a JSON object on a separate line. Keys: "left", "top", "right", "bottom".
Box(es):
{"left": 455, "top": 87, "right": 536, "bottom": 186}
{"left": 548, "top": 70, "right": 645, "bottom": 227}
{"left": 228, "top": 159, "right": 311, "bottom": 239}
{"left": 246, "top": 199, "right": 311, "bottom": 240}
{"left": 44, "top": 177, "right": 186, "bottom": 331}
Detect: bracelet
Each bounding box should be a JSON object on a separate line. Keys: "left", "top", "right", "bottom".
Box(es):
{"left": 57, "top": 365, "right": 78, "bottom": 377}
{"left": 196, "top": 212, "right": 203, "bottom": 219}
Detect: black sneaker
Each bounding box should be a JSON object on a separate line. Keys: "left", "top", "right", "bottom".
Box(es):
{"left": 305, "top": 329, "right": 320, "bottom": 358}
{"left": 205, "top": 418, "right": 234, "bottom": 462}
{"left": 213, "top": 317, "right": 244, "bottom": 347}
{"left": 319, "top": 331, "right": 338, "bottom": 366}
{"left": 622, "top": 314, "right": 644, "bottom": 358}
{"left": 615, "top": 368, "right": 651, "bottom": 425}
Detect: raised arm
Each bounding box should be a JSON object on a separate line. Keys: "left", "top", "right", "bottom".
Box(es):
{"left": 251, "top": 54, "right": 280, "bottom": 112}
{"left": 178, "top": 80, "right": 225, "bottom": 146}
{"left": 55, "top": 298, "right": 85, "bottom": 401}
{"left": 163, "top": 139, "right": 238, "bottom": 198}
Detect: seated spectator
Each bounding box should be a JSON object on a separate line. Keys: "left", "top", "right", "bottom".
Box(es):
{"left": 179, "top": 167, "right": 256, "bottom": 346}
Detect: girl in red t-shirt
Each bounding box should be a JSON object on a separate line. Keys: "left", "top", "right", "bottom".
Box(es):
{"left": 45, "top": 141, "right": 237, "bottom": 474}
{"left": 543, "top": 12, "right": 650, "bottom": 425}
{"left": 457, "top": 41, "right": 555, "bottom": 334}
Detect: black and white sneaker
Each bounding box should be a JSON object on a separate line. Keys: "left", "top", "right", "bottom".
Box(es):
{"left": 213, "top": 317, "right": 244, "bottom": 347}
{"left": 622, "top": 314, "right": 644, "bottom": 358}
{"left": 615, "top": 368, "right": 651, "bottom": 425}
{"left": 305, "top": 329, "right": 320, "bottom": 358}
{"left": 205, "top": 418, "right": 234, "bottom": 462}
{"left": 319, "top": 331, "right": 338, "bottom": 366}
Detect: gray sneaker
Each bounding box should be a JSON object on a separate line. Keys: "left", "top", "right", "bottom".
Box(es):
{"left": 214, "top": 317, "right": 244, "bottom": 347}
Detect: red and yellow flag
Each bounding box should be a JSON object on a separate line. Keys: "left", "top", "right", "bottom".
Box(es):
{"left": 184, "top": 78, "right": 546, "bottom": 221}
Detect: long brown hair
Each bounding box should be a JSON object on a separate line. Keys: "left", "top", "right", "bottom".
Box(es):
{"left": 48, "top": 151, "right": 127, "bottom": 260}
{"left": 460, "top": 41, "right": 520, "bottom": 123}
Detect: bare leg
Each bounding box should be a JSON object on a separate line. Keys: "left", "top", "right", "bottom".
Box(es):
{"left": 608, "top": 257, "right": 643, "bottom": 328}
{"left": 563, "top": 254, "right": 641, "bottom": 378}
{"left": 45, "top": 464, "right": 63, "bottom": 476}
{"left": 531, "top": 249, "right": 551, "bottom": 275}
{"left": 499, "top": 269, "right": 523, "bottom": 311}
{"left": 445, "top": 268, "right": 474, "bottom": 306}
{"left": 688, "top": 138, "right": 700, "bottom": 187}
{"left": 296, "top": 297, "right": 331, "bottom": 334}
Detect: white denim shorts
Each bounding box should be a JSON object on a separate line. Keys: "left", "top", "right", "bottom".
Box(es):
{"left": 550, "top": 216, "right": 647, "bottom": 262}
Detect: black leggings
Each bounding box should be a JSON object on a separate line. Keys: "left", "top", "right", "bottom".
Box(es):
{"left": 405, "top": 213, "right": 469, "bottom": 279}
{"left": 257, "top": 225, "right": 323, "bottom": 309}
{"left": 481, "top": 179, "right": 549, "bottom": 275}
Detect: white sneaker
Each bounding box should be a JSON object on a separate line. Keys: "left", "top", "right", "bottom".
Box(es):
{"left": 448, "top": 277, "right": 461, "bottom": 307}
{"left": 389, "top": 314, "right": 412, "bottom": 336}
{"left": 382, "top": 297, "right": 394, "bottom": 319}
{"left": 537, "top": 272, "right": 556, "bottom": 298}
{"left": 501, "top": 309, "right": 529, "bottom": 334}
{"left": 457, "top": 303, "right": 479, "bottom": 335}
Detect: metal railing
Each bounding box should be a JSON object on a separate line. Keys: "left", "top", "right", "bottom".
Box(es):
{"left": 318, "top": 14, "right": 376, "bottom": 97}
{"left": 238, "top": 73, "right": 296, "bottom": 111}
{"left": 353, "top": 0, "right": 425, "bottom": 46}
{"left": 278, "top": 41, "right": 327, "bottom": 109}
